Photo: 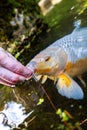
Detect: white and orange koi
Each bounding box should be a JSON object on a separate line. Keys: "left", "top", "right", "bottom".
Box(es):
{"left": 27, "top": 27, "right": 87, "bottom": 100}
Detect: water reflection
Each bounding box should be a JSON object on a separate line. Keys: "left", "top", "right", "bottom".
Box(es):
{"left": 13, "top": 80, "right": 44, "bottom": 109}
{"left": 0, "top": 101, "right": 34, "bottom": 129}
{"left": 0, "top": 80, "right": 43, "bottom": 130}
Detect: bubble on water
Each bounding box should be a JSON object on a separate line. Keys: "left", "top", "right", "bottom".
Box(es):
{"left": 70, "top": 104, "right": 74, "bottom": 108}
{"left": 10, "top": 85, "right": 15, "bottom": 88}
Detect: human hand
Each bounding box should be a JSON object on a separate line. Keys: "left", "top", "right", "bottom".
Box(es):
{"left": 0, "top": 47, "right": 33, "bottom": 86}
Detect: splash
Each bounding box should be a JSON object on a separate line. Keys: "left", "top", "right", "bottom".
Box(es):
{"left": 0, "top": 101, "right": 34, "bottom": 130}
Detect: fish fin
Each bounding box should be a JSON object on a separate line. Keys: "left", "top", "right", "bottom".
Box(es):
{"left": 78, "top": 75, "right": 86, "bottom": 87}
{"left": 56, "top": 73, "right": 84, "bottom": 100}
{"left": 41, "top": 75, "right": 48, "bottom": 84}
{"left": 33, "top": 74, "right": 42, "bottom": 82}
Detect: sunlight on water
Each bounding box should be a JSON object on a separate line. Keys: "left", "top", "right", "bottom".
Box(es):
{"left": 0, "top": 101, "right": 34, "bottom": 130}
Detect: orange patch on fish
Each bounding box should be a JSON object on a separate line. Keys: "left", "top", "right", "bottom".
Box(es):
{"left": 65, "top": 62, "right": 74, "bottom": 70}
{"left": 58, "top": 73, "right": 72, "bottom": 87}
{"left": 35, "top": 68, "right": 51, "bottom": 74}
{"left": 65, "top": 58, "right": 87, "bottom": 77}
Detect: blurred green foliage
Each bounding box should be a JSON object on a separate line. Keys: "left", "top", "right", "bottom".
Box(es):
{"left": 0, "top": 0, "right": 41, "bottom": 41}
{"left": 44, "top": 0, "right": 87, "bottom": 27}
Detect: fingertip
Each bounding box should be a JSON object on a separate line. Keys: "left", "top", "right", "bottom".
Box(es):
{"left": 23, "top": 66, "right": 34, "bottom": 79}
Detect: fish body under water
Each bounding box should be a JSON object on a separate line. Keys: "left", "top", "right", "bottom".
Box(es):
{"left": 27, "top": 27, "right": 87, "bottom": 100}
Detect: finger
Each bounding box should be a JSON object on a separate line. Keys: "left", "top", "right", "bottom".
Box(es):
{"left": 0, "top": 66, "right": 25, "bottom": 85}
{"left": 0, "top": 48, "right": 33, "bottom": 78}
{"left": 0, "top": 78, "right": 14, "bottom": 86}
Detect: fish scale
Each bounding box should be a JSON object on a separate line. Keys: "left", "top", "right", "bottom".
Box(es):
{"left": 50, "top": 28, "right": 87, "bottom": 63}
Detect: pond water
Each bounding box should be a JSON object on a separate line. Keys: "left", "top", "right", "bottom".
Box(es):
{"left": 0, "top": 0, "right": 87, "bottom": 130}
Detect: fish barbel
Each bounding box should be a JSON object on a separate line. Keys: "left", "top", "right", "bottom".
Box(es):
{"left": 27, "top": 27, "right": 87, "bottom": 100}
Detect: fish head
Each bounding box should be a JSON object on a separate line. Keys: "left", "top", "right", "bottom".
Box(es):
{"left": 27, "top": 47, "right": 67, "bottom": 77}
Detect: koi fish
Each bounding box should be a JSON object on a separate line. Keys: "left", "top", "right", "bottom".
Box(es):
{"left": 27, "top": 26, "right": 87, "bottom": 100}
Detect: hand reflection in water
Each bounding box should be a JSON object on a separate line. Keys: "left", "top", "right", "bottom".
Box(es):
{"left": 0, "top": 47, "right": 33, "bottom": 86}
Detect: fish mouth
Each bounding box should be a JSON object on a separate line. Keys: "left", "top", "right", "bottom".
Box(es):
{"left": 27, "top": 60, "right": 54, "bottom": 74}
{"left": 27, "top": 61, "right": 37, "bottom": 72}
{"left": 35, "top": 67, "right": 51, "bottom": 74}
{"left": 34, "top": 61, "right": 60, "bottom": 76}
{"left": 27, "top": 54, "right": 62, "bottom": 76}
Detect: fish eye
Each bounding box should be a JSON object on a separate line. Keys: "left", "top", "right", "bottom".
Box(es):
{"left": 45, "top": 56, "right": 50, "bottom": 62}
